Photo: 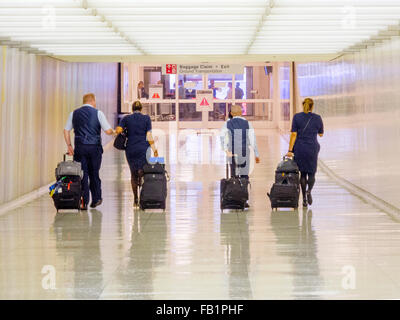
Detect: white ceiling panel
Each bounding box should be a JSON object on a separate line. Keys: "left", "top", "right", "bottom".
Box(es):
{"left": 0, "top": 0, "right": 399, "bottom": 57}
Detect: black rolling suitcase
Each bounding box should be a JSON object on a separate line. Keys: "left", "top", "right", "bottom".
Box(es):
{"left": 139, "top": 160, "right": 168, "bottom": 211}
{"left": 50, "top": 154, "right": 83, "bottom": 212}
{"left": 220, "top": 159, "right": 249, "bottom": 212}
{"left": 268, "top": 156, "right": 300, "bottom": 210}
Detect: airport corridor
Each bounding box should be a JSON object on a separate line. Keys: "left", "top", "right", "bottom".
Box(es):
{"left": 1, "top": 129, "right": 400, "bottom": 300}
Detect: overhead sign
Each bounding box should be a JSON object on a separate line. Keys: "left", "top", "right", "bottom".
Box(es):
{"left": 149, "top": 84, "right": 163, "bottom": 100}
{"left": 163, "top": 63, "right": 243, "bottom": 75}
{"left": 196, "top": 89, "right": 213, "bottom": 112}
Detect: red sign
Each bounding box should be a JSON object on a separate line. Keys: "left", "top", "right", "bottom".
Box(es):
{"left": 200, "top": 98, "right": 209, "bottom": 106}
{"left": 152, "top": 93, "right": 161, "bottom": 99}
{"left": 165, "top": 64, "right": 177, "bottom": 74}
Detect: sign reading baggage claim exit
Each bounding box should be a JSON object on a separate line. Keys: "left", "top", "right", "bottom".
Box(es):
{"left": 162, "top": 63, "right": 243, "bottom": 75}
{"left": 196, "top": 89, "right": 213, "bottom": 112}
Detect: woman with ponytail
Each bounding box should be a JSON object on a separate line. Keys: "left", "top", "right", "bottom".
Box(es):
{"left": 116, "top": 101, "right": 158, "bottom": 207}
{"left": 286, "top": 98, "right": 324, "bottom": 207}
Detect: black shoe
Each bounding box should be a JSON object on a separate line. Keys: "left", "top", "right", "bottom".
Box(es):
{"left": 134, "top": 198, "right": 139, "bottom": 207}
{"left": 80, "top": 204, "right": 88, "bottom": 211}
{"left": 245, "top": 202, "right": 250, "bottom": 208}
{"left": 302, "top": 199, "right": 308, "bottom": 207}
{"left": 90, "top": 199, "right": 103, "bottom": 208}
{"left": 306, "top": 191, "right": 313, "bottom": 205}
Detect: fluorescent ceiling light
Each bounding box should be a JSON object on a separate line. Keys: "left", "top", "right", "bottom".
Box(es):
{"left": 105, "top": 15, "right": 261, "bottom": 21}
{"left": 276, "top": 0, "right": 400, "bottom": 6}
{"left": 0, "top": 0, "right": 399, "bottom": 56}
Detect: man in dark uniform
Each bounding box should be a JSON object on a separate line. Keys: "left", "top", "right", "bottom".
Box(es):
{"left": 220, "top": 105, "right": 260, "bottom": 207}
{"left": 63, "top": 93, "right": 115, "bottom": 210}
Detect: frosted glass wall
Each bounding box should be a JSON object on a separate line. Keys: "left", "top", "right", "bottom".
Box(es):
{"left": 295, "top": 36, "right": 400, "bottom": 208}
{"left": 0, "top": 46, "right": 118, "bottom": 205}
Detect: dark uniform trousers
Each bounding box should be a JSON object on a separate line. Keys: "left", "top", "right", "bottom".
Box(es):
{"left": 74, "top": 143, "right": 103, "bottom": 205}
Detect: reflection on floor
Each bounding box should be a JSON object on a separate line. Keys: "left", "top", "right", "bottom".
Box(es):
{"left": 1, "top": 129, "right": 400, "bottom": 299}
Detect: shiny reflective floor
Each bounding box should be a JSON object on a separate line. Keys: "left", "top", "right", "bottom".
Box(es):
{"left": 1, "top": 129, "right": 400, "bottom": 300}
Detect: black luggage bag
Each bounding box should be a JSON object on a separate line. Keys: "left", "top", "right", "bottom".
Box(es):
{"left": 268, "top": 157, "right": 300, "bottom": 210}
{"left": 52, "top": 154, "right": 83, "bottom": 212}
{"left": 220, "top": 159, "right": 249, "bottom": 212}
{"left": 139, "top": 162, "right": 168, "bottom": 211}
{"left": 52, "top": 176, "right": 82, "bottom": 211}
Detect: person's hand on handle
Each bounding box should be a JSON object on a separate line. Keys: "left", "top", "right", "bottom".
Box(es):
{"left": 225, "top": 151, "right": 234, "bottom": 158}
{"left": 154, "top": 149, "right": 159, "bottom": 157}
{"left": 67, "top": 145, "right": 74, "bottom": 156}
{"left": 286, "top": 151, "right": 294, "bottom": 158}
{"left": 115, "top": 126, "right": 124, "bottom": 136}
{"left": 255, "top": 157, "right": 260, "bottom": 164}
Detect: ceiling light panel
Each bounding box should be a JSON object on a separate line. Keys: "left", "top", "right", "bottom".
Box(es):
{"left": 0, "top": 0, "right": 399, "bottom": 56}
{"left": 0, "top": 0, "right": 140, "bottom": 55}
{"left": 91, "top": 0, "right": 266, "bottom": 55}
{"left": 250, "top": 1, "right": 400, "bottom": 54}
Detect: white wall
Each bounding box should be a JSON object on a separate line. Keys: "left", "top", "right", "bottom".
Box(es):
{"left": 295, "top": 36, "right": 400, "bottom": 208}
{"left": 0, "top": 46, "right": 118, "bottom": 205}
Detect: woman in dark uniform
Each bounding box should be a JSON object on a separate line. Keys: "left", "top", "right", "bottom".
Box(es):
{"left": 287, "top": 98, "right": 324, "bottom": 207}
{"left": 116, "top": 101, "right": 158, "bottom": 207}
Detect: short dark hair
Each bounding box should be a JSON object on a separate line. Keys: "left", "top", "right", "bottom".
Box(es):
{"left": 132, "top": 100, "right": 142, "bottom": 111}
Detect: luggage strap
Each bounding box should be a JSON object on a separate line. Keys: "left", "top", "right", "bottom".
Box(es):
{"left": 302, "top": 114, "right": 313, "bottom": 134}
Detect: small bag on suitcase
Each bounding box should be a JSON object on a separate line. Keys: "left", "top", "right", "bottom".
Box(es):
{"left": 139, "top": 158, "right": 168, "bottom": 211}
{"left": 55, "top": 154, "right": 83, "bottom": 179}
{"left": 51, "top": 154, "right": 83, "bottom": 211}
{"left": 268, "top": 156, "right": 300, "bottom": 210}
{"left": 220, "top": 158, "right": 249, "bottom": 212}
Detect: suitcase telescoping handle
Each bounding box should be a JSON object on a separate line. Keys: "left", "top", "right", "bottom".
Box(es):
{"left": 63, "top": 153, "right": 73, "bottom": 162}
{"left": 226, "top": 154, "right": 238, "bottom": 179}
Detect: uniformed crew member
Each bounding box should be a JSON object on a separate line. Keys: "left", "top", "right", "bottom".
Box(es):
{"left": 220, "top": 105, "right": 261, "bottom": 207}
{"left": 63, "top": 93, "right": 115, "bottom": 210}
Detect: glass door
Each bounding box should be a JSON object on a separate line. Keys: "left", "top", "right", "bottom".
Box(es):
{"left": 207, "top": 73, "right": 232, "bottom": 123}
{"left": 178, "top": 74, "right": 204, "bottom": 126}
{"left": 120, "top": 63, "right": 278, "bottom": 130}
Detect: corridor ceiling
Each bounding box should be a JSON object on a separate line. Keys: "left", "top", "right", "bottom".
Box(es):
{"left": 1, "top": 0, "right": 400, "bottom": 61}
